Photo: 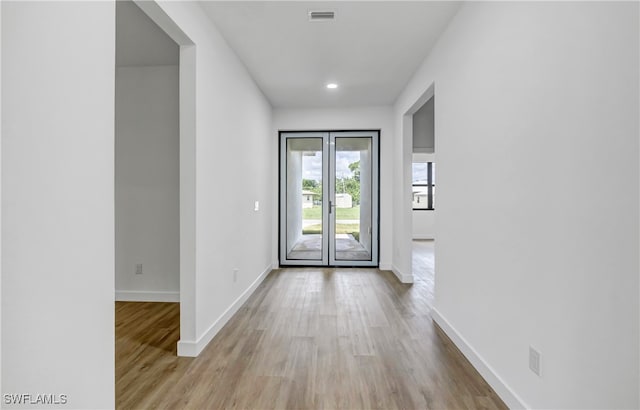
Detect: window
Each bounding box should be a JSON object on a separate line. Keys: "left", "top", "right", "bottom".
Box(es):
{"left": 412, "top": 162, "right": 435, "bottom": 210}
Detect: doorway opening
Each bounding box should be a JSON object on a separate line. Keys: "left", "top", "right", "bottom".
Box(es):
{"left": 279, "top": 131, "right": 380, "bottom": 267}
{"left": 115, "top": 0, "right": 180, "bottom": 304}
{"left": 114, "top": 0, "right": 197, "bottom": 363}
{"left": 409, "top": 87, "right": 435, "bottom": 281}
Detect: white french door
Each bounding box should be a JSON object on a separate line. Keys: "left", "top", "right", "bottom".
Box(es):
{"left": 279, "top": 131, "right": 379, "bottom": 267}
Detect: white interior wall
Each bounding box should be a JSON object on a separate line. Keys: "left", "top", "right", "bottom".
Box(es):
{"left": 147, "top": 2, "right": 273, "bottom": 357}
{"left": 0, "top": 1, "right": 3, "bottom": 395}
{"left": 116, "top": 0, "right": 179, "bottom": 67}
{"left": 272, "top": 106, "right": 394, "bottom": 271}
{"left": 396, "top": 2, "right": 639, "bottom": 408}
{"left": 412, "top": 208, "right": 435, "bottom": 240}
{"left": 1, "top": 2, "right": 115, "bottom": 407}
{"left": 391, "top": 114, "right": 416, "bottom": 283}
{"left": 115, "top": 65, "right": 180, "bottom": 302}
{"left": 0, "top": 2, "right": 3, "bottom": 395}
{"left": 177, "top": 43, "right": 197, "bottom": 352}
{"left": 412, "top": 97, "right": 434, "bottom": 153}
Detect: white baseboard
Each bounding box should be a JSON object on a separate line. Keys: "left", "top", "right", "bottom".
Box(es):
{"left": 431, "top": 308, "right": 528, "bottom": 409}
{"left": 176, "top": 339, "right": 198, "bottom": 357}
{"left": 115, "top": 290, "right": 179, "bottom": 302}
{"left": 391, "top": 264, "right": 414, "bottom": 284}
{"left": 177, "top": 264, "right": 272, "bottom": 357}
{"left": 413, "top": 235, "right": 435, "bottom": 240}
{"left": 379, "top": 262, "right": 392, "bottom": 271}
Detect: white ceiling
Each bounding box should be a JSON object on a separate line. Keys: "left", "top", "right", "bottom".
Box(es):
{"left": 200, "top": 1, "right": 461, "bottom": 108}
{"left": 116, "top": 0, "right": 179, "bottom": 67}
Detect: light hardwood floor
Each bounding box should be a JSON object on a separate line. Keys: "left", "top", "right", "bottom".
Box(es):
{"left": 116, "top": 241, "right": 506, "bottom": 409}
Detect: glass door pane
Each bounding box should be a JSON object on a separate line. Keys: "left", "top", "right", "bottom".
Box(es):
{"left": 280, "top": 131, "right": 378, "bottom": 267}
{"left": 280, "top": 135, "right": 327, "bottom": 264}
{"left": 330, "top": 132, "right": 378, "bottom": 265}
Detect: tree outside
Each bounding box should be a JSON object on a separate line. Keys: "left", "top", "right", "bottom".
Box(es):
{"left": 337, "top": 160, "right": 360, "bottom": 205}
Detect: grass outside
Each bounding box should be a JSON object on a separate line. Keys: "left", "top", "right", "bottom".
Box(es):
{"left": 303, "top": 206, "right": 360, "bottom": 220}
{"left": 302, "top": 223, "right": 360, "bottom": 241}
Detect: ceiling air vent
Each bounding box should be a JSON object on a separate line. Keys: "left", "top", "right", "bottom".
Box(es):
{"left": 308, "top": 10, "right": 335, "bottom": 22}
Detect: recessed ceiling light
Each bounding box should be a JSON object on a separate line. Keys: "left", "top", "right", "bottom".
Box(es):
{"left": 326, "top": 83, "right": 338, "bottom": 89}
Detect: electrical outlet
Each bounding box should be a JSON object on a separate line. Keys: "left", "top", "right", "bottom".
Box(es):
{"left": 529, "top": 346, "right": 541, "bottom": 376}
{"left": 233, "top": 268, "right": 239, "bottom": 282}
{"left": 135, "top": 264, "right": 143, "bottom": 275}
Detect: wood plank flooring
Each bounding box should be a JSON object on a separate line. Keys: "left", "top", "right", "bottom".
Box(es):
{"left": 116, "top": 241, "right": 506, "bottom": 409}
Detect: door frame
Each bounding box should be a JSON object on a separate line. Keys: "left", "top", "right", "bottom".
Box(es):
{"left": 278, "top": 130, "right": 381, "bottom": 267}
{"left": 130, "top": 0, "right": 197, "bottom": 356}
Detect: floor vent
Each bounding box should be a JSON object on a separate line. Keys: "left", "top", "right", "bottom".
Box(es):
{"left": 308, "top": 10, "right": 335, "bottom": 21}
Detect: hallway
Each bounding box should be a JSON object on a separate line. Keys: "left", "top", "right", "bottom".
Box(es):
{"left": 116, "top": 241, "right": 505, "bottom": 409}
